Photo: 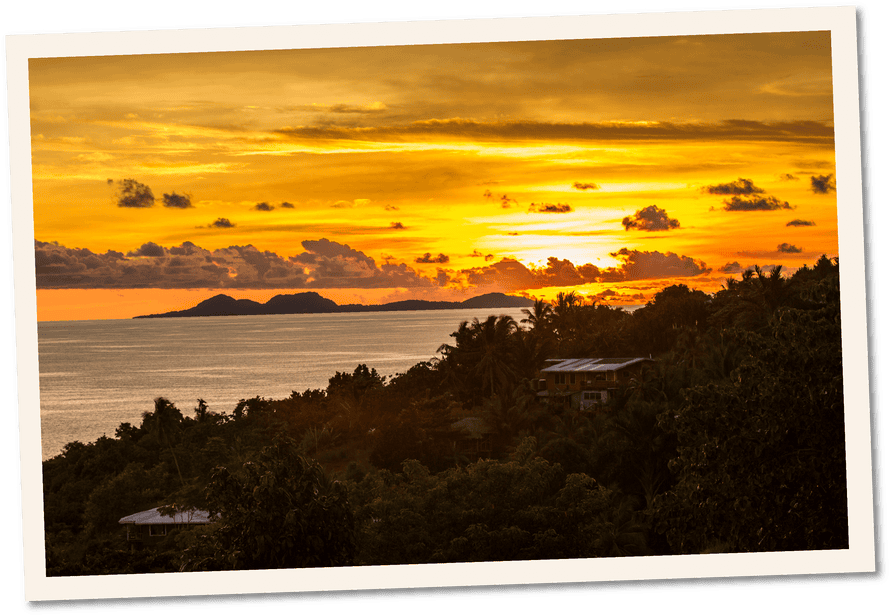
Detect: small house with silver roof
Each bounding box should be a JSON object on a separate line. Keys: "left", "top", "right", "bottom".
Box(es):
{"left": 119, "top": 506, "right": 214, "bottom": 546}
{"left": 537, "top": 357, "right": 654, "bottom": 409}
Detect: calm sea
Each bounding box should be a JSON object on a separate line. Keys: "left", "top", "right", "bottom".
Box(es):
{"left": 37, "top": 308, "right": 528, "bottom": 460}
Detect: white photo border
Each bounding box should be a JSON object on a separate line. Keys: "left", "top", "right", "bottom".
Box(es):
{"left": 6, "top": 5, "right": 874, "bottom": 602}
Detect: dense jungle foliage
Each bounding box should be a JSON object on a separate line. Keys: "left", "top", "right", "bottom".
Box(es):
{"left": 42, "top": 256, "right": 848, "bottom": 575}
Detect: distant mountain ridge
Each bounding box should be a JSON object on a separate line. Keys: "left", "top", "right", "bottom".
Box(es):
{"left": 133, "top": 291, "right": 535, "bottom": 319}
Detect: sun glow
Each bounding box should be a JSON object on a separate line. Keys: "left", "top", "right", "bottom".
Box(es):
{"left": 29, "top": 32, "right": 838, "bottom": 320}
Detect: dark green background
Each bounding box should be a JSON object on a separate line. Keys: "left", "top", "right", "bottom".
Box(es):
{"left": 0, "top": 0, "right": 890, "bottom": 616}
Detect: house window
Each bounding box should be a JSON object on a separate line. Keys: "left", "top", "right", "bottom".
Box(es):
{"left": 569, "top": 373, "right": 576, "bottom": 385}
{"left": 607, "top": 371, "right": 616, "bottom": 381}
{"left": 555, "top": 374, "right": 566, "bottom": 385}
{"left": 583, "top": 391, "right": 604, "bottom": 402}
{"left": 595, "top": 372, "right": 606, "bottom": 381}
{"left": 149, "top": 524, "right": 167, "bottom": 537}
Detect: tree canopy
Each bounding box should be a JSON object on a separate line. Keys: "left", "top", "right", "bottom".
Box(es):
{"left": 42, "top": 256, "right": 847, "bottom": 574}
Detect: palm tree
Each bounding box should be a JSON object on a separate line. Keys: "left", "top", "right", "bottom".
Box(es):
{"left": 754, "top": 264, "right": 787, "bottom": 312}
{"left": 511, "top": 327, "right": 554, "bottom": 381}
{"left": 194, "top": 398, "right": 210, "bottom": 422}
{"left": 431, "top": 354, "right": 465, "bottom": 394}
{"left": 714, "top": 265, "right": 788, "bottom": 330}
{"left": 594, "top": 400, "right": 674, "bottom": 508}
{"left": 470, "top": 315, "right": 519, "bottom": 399}
{"left": 698, "top": 331, "right": 742, "bottom": 382}
{"left": 143, "top": 396, "right": 185, "bottom": 487}
{"left": 551, "top": 291, "right": 582, "bottom": 352}
{"left": 438, "top": 315, "right": 523, "bottom": 406}
{"left": 594, "top": 494, "right": 651, "bottom": 557}
{"left": 520, "top": 298, "right": 554, "bottom": 334}
{"left": 674, "top": 327, "right": 707, "bottom": 384}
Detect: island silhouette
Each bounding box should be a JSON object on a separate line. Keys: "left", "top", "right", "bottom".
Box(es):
{"left": 133, "top": 291, "right": 535, "bottom": 319}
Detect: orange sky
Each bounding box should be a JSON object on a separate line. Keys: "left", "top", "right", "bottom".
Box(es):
{"left": 29, "top": 32, "right": 839, "bottom": 321}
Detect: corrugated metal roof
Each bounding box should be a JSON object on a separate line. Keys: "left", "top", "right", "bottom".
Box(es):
{"left": 118, "top": 507, "right": 214, "bottom": 526}
{"left": 540, "top": 357, "right": 652, "bottom": 373}
{"left": 451, "top": 416, "right": 494, "bottom": 437}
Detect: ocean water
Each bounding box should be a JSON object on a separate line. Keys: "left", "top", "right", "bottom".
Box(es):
{"left": 37, "top": 308, "right": 527, "bottom": 460}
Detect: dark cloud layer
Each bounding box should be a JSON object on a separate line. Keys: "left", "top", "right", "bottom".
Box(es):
{"left": 253, "top": 202, "right": 275, "bottom": 211}
{"left": 275, "top": 119, "right": 835, "bottom": 146}
{"left": 293, "top": 238, "right": 376, "bottom": 268}
{"left": 781, "top": 173, "right": 799, "bottom": 181}
{"left": 36, "top": 238, "right": 711, "bottom": 295}
{"left": 162, "top": 192, "right": 193, "bottom": 209}
{"left": 462, "top": 257, "right": 591, "bottom": 291}
{"left": 786, "top": 219, "right": 816, "bottom": 227}
{"left": 211, "top": 218, "right": 235, "bottom": 228}
{"left": 529, "top": 202, "right": 573, "bottom": 214}
{"left": 280, "top": 202, "right": 295, "bottom": 209}
{"left": 35, "top": 238, "right": 435, "bottom": 290}
{"left": 328, "top": 103, "right": 387, "bottom": 114}
{"left": 810, "top": 174, "right": 836, "bottom": 194}
{"left": 127, "top": 242, "right": 166, "bottom": 257}
{"left": 460, "top": 248, "right": 709, "bottom": 292}
{"left": 622, "top": 205, "right": 680, "bottom": 231}
{"left": 116, "top": 179, "right": 155, "bottom": 208}
{"left": 600, "top": 248, "right": 711, "bottom": 282}
{"left": 415, "top": 253, "right": 450, "bottom": 264}
{"left": 703, "top": 178, "right": 764, "bottom": 196}
{"left": 389, "top": 222, "right": 406, "bottom": 230}
{"left": 722, "top": 195, "right": 792, "bottom": 211}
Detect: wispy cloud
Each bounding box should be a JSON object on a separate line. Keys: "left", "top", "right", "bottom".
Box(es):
{"left": 483, "top": 190, "right": 518, "bottom": 209}
{"left": 722, "top": 195, "right": 792, "bottom": 211}
{"left": 529, "top": 202, "right": 572, "bottom": 214}
{"left": 415, "top": 253, "right": 450, "bottom": 264}
{"left": 572, "top": 181, "right": 599, "bottom": 190}
{"left": 703, "top": 177, "right": 764, "bottom": 195}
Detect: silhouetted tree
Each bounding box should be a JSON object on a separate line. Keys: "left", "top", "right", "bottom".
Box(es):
{"left": 182, "top": 436, "right": 355, "bottom": 571}
{"left": 653, "top": 281, "right": 846, "bottom": 553}
{"left": 143, "top": 397, "right": 185, "bottom": 487}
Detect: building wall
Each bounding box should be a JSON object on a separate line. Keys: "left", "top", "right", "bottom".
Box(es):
{"left": 124, "top": 523, "right": 206, "bottom": 545}
{"left": 536, "top": 362, "right": 652, "bottom": 410}
{"left": 540, "top": 363, "right": 647, "bottom": 393}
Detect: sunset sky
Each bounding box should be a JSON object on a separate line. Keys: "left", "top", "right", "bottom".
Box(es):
{"left": 29, "top": 31, "right": 839, "bottom": 321}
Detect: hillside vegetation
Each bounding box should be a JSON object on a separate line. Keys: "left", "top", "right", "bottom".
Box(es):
{"left": 42, "top": 256, "right": 847, "bottom": 574}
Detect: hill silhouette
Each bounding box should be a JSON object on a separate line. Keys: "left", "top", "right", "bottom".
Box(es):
{"left": 133, "top": 291, "right": 534, "bottom": 319}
